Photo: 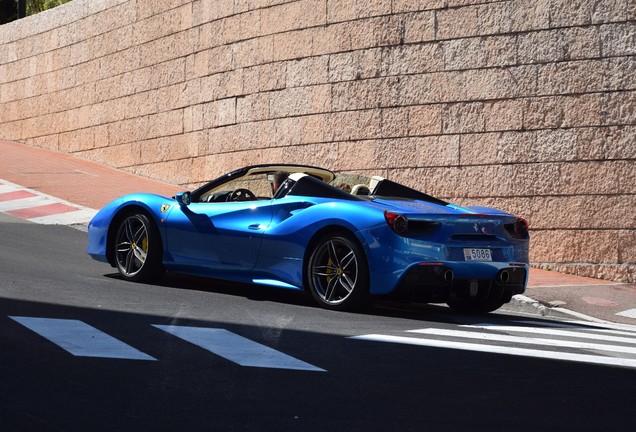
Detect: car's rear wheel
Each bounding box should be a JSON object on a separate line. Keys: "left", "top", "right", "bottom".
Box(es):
{"left": 446, "top": 299, "right": 505, "bottom": 314}
{"left": 114, "top": 212, "right": 163, "bottom": 282}
{"left": 306, "top": 234, "right": 369, "bottom": 311}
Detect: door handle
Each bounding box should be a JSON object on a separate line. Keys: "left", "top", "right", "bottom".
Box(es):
{"left": 248, "top": 224, "right": 262, "bottom": 230}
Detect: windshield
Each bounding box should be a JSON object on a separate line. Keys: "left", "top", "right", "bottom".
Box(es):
{"left": 197, "top": 173, "right": 276, "bottom": 203}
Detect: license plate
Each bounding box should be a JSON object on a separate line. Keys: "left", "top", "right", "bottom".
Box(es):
{"left": 464, "top": 248, "right": 492, "bottom": 262}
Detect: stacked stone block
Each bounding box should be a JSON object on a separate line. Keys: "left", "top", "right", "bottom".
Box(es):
{"left": 0, "top": 0, "right": 634, "bottom": 282}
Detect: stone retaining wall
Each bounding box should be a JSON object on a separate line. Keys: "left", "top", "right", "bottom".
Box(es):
{"left": 0, "top": 0, "right": 634, "bottom": 282}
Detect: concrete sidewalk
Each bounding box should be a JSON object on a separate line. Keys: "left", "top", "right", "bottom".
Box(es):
{"left": 1, "top": 140, "right": 635, "bottom": 325}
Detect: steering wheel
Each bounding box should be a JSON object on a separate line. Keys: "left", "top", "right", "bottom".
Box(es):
{"left": 228, "top": 188, "right": 256, "bottom": 202}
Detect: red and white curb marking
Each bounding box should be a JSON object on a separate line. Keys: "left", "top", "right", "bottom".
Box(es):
{"left": 0, "top": 179, "right": 96, "bottom": 226}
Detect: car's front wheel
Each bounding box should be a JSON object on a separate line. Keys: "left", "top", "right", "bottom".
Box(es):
{"left": 113, "top": 212, "right": 163, "bottom": 282}
{"left": 306, "top": 234, "right": 369, "bottom": 311}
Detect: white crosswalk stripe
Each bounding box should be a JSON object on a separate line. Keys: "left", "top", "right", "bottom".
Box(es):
{"left": 351, "top": 320, "right": 636, "bottom": 370}
{"left": 459, "top": 324, "right": 636, "bottom": 345}
{"left": 410, "top": 328, "right": 636, "bottom": 355}
{"left": 154, "top": 325, "right": 325, "bottom": 372}
{"left": 10, "top": 316, "right": 156, "bottom": 361}
{"left": 9, "top": 316, "right": 324, "bottom": 371}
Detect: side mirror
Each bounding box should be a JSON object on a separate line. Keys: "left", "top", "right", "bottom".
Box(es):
{"left": 175, "top": 191, "right": 192, "bottom": 206}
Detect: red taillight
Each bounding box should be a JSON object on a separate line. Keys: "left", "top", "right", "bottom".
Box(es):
{"left": 504, "top": 218, "right": 529, "bottom": 239}
{"left": 514, "top": 218, "right": 529, "bottom": 238}
{"left": 385, "top": 211, "right": 408, "bottom": 234}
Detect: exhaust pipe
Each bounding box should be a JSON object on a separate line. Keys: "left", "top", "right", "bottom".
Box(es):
{"left": 499, "top": 270, "right": 510, "bottom": 284}
{"left": 444, "top": 270, "right": 454, "bottom": 282}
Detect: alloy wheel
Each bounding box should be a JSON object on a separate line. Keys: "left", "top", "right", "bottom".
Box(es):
{"left": 310, "top": 237, "right": 360, "bottom": 306}
{"left": 115, "top": 214, "right": 149, "bottom": 278}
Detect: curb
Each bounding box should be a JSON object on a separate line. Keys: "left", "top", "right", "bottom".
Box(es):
{"left": 505, "top": 295, "right": 636, "bottom": 329}
{"left": 502, "top": 295, "right": 582, "bottom": 321}
{"left": 0, "top": 179, "right": 97, "bottom": 228}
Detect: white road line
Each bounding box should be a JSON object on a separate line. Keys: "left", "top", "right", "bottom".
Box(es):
{"left": 459, "top": 325, "right": 636, "bottom": 345}
{"left": 511, "top": 320, "right": 589, "bottom": 329}
{"left": 28, "top": 208, "right": 97, "bottom": 225}
{"left": 154, "top": 325, "right": 325, "bottom": 372}
{"left": 616, "top": 309, "right": 636, "bottom": 319}
{"left": 74, "top": 169, "right": 100, "bottom": 177}
{"left": 519, "top": 325, "right": 636, "bottom": 338}
{"left": 495, "top": 319, "right": 636, "bottom": 333}
{"left": 509, "top": 320, "right": 636, "bottom": 336}
{"left": 350, "top": 334, "right": 636, "bottom": 369}
{"left": 0, "top": 196, "right": 49, "bottom": 211}
{"left": 408, "top": 328, "right": 636, "bottom": 355}
{"left": 10, "top": 316, "right": 156, "bottom": 361}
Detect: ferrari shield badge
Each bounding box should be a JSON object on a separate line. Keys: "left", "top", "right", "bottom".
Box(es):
{"left": 160, "top": 204, "right": 170, "bottom": 213}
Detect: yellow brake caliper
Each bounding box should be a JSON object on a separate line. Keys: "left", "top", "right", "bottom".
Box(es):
{"left": 141, "top": 235, "right": 148, "bottom": 261}
{"left": 132, "top": 235, "right": 148, "bottom": 264}
{"left": 326, "top": 257, "right": 334, "bottom": 283}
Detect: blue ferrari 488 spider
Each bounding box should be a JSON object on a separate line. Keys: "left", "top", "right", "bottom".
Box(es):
{"left": 87, "top": 164, "right": 529, "bottom": 312}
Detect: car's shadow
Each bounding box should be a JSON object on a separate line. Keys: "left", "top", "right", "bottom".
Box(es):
{"left": 104, "top": 272, "right": 314, "bottom": 307}
{"left": 103, "top": 271, "right": 579, "bottom": 328}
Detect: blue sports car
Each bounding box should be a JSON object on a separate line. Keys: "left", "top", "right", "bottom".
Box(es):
{"left": 87, "top": 164, "right": 529, "bottom": 312}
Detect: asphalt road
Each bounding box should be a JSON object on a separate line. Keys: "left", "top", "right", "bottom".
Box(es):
{"left": 1, "top": 213, "right": 635, "bottom": 431}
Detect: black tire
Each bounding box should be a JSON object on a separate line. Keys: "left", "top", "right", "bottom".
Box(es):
{"left": 113, "top": 212, "right": 163, "bottom": 282}
{"left": 446, "top": 299, "right": 505, "bottom": 314}
{"left": 306, "top": 234, "right": 369, "bottom": 311}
